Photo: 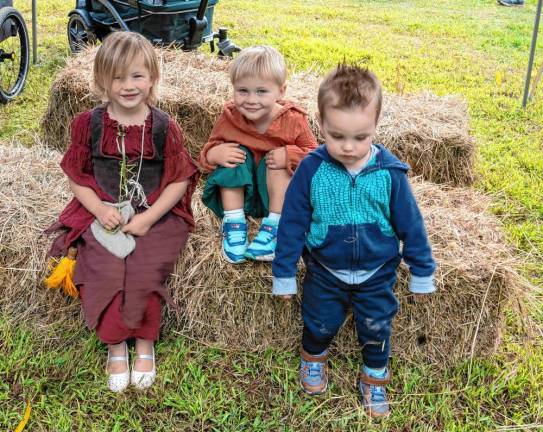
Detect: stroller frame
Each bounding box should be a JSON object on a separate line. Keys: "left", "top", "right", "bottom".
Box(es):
{"left": 68, "top": 0, "right": 238, "bottom": 55}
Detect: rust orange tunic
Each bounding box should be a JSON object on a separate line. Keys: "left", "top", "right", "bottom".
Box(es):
{"left": 198, "top": 100, "right": 318, "bottom": 175}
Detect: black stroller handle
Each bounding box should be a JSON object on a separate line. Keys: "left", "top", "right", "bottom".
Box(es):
{"left": 196, "top": 0, "right": 209, "bottom": 21}
{"left": 185, "top": 0, "right": 209, "bottom": 50}
{"left": 96, "top": 0, "right": 130, "bottom": 31}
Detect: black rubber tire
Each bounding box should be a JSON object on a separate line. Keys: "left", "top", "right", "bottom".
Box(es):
{"left": 0, "top": 7, "right": 29, "bottom": 104}
{"left": 67, "top": 13, "right": 96, "bottom": 54}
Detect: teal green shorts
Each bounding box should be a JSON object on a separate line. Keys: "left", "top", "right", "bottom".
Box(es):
{"left": 202, "top": 146, "right": 269, "bottom": 218}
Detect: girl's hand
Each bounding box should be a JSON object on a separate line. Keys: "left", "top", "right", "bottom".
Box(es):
{"left": 96, "top": 204, "right": 123, "bottom": 231}
{"left": 121, "top": 213, "right": 153, "bottom": 236}
{"left": 265, "top": 148, "right": 287, "bottom": 170}
{"left": 280, "top": 295, "right": 292, "bottom": 302}
{"left": 207, "top": 143, "right": 247, "bottom": 168}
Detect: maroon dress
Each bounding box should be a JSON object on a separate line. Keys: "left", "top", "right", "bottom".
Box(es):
{"left": 49, "top": 109, "right": 199, "bottom": 343}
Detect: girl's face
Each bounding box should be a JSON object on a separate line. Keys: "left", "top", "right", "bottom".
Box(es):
{"left": 107, "top": 55, "right": 154, "bottom": 113}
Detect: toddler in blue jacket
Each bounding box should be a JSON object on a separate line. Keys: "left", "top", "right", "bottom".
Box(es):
{"left": 272, "top": 64, "right": 436, "bottom": 418}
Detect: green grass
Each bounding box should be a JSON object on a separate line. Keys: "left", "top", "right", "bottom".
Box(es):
{"left": 1, "top": 0, "right": 543, "bottom": 430}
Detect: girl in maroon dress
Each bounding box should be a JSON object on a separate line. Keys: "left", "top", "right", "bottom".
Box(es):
{"left": 48, "top": 32, "right": 198, "bottom": 392}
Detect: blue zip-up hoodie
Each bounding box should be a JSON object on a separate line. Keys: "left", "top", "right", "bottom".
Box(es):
{"left": 272, "top": 144, "right": 436, "bottom": 295}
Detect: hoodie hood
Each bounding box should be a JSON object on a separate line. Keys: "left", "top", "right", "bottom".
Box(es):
{"left": 308, "top": 143, "right": 409, "bottom": 172}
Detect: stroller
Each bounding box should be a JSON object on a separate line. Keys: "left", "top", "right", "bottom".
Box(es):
{"left": 67, "top": 0, "right": 239, "bottom": 55}
{"left": 0, "top": 0, "right": 29, "bottom": 103}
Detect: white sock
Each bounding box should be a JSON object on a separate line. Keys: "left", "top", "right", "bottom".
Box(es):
{"left": 267, "top": 212, "right": 281, "bottom": 224}
{"left": 223, "top": 208, "right": 245, "bottom": 222}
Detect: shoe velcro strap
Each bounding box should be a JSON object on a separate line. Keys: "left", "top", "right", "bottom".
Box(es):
{"left": 300, "top": 347, "right": 328, "bottom": 362}
{"left": 136, "top": 354, "right": 154, "bottom": 360}
{"left": 359, "top": 370, "right": 391, "bottom": 386}
{"left": 109, "top": 356, "right": 127, "bottom": 362}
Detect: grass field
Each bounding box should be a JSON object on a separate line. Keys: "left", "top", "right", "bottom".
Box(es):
{"left": 1, "top": 0, "right": 543, "bottom": 430}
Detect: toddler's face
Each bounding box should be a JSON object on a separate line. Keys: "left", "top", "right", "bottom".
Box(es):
{"left": 232, "top": 76, "right": 286, "bottom": 127}
{"left": 320, "top": 102, "right": 378, "bottom": 171}
{"left": 107, "top": 55, "right": 154, "bottom": 113}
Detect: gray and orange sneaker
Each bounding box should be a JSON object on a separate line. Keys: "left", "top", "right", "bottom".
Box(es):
{"left": 299, "top": 348, "right": 328, "bottom": 395}
{"left": 358, "top": 368, "right": 391, "bottom": 418}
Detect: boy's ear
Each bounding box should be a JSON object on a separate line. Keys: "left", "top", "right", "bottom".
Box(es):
{"left": 316, "top": 111, "right": 323, "bottom": 129}
{"left": 279, "top": 83, "right": 287, "bottom": 97}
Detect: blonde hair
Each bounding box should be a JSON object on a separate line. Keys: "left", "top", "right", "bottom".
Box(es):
{"left": 229, "top": 45, "right": 287, "bottom": 86}
{"left": 93, "top": 32, "right": 160, "bottom": 104}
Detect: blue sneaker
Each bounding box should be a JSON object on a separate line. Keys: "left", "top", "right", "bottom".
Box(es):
{"left": 299, "top": 348, "right": 328, "bottom": 395}
{"left": 245, "top": 217, "right": 278, "bottom": 261}
{"left": 358, "top": 369, "right": 391, "bottom": 418}
{"left": 221, "top": 219, "right": 248, "bottom": 264}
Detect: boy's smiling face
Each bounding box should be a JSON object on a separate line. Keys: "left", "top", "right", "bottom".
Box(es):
{"left": 233, "top": 76, "right": 286, "bottom": 129}
{"left": 320, "top": 99, "right": 378, "bottom": 171}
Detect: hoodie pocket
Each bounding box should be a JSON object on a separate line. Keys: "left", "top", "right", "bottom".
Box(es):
{"left": 312, "top": 224, "right": 398, "bottom": 270}
{"left": 355, "top": 224, "right": 399, "bottom": 268}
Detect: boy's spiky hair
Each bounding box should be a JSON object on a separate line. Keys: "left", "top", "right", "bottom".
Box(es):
{"left": 318, "top": 64, "right": 382, "bottom": 123}
{"left": 229, "top": 45, "right": 287, "bottom": 86}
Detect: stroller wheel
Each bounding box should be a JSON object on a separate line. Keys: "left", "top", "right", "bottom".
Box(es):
{"left": 67, "top": 13, "right": 96, "bottom": 54}
{"left": 0, "top": 7, "right": 29, "bottom": 104}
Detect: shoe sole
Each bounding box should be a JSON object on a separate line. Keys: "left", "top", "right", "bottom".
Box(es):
{"left": 497, "top": 1, "right": 523, "bottom": 5}
{"left": 222, "top": 249, "right": 246, "bottom": 264}
{"left": 245, "top": 253, "right": 275, "bottom": 262}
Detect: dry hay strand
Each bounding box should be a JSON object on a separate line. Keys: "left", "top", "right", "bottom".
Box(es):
{"left": 0, "top": 143, "right": 82, "bottom": 331}
{"left": 0, "top": 143, "right": 526, "bottom": 367}
{"left": 42, "top": 48, "right": 474, "bottom": 186}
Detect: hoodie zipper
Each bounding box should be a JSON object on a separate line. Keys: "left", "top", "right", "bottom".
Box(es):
{"left": 338, "top": 161, "right": 381, "bottom": 271}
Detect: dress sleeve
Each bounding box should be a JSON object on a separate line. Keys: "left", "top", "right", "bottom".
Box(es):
{"left": 197, "top": 110, "right": 228, "bottom": 172}
{"left": 284, "top": 113, "right": 318, "bottom": 175}
{"left": 60, "top": 111, "right": 100, "bottom": 190}
{"left": 162, "top": 119, "right": 200, "bottom": 230}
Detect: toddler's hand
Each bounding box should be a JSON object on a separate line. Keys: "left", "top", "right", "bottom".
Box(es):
{"left": 96, "top": 204, "right": 122, "bottom": 231}
{"left": 265, "top": 148, "right": 287, "bottom": 170}
{"left": 279, "top": 294, "right": 292, "bottom": 302}
{"left": 207, "top": 143, "right": 247, "bottom": 168}
{"left": 122, "top": 213, "right": 152, "bottom": 236}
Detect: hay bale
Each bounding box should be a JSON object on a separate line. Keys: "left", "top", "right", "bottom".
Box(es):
{"left": 0, "top": 143, "right": 523, "bottom": 366}
{"left": 42, "top": 48, "right": 475, "bottom": 186}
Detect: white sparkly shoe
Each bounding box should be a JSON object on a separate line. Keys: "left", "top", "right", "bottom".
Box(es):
{"left": 130, "top": 345, "right": 156, "bottom": 390}
{"left": 107, "top": 342, "right": 130, "bottom": 393}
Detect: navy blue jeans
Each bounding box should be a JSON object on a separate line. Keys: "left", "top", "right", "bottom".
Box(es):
{"left": 301, "top": 253, "right": 401, "bottom": 368}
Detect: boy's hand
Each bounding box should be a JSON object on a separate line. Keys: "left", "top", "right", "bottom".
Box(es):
{"left": 96, "top": 204, "right": 122, "bottom": 231}
{"left": 279, "top": 295, "right": 292, "bottom": 302}
{"left": 207, "top": 143, "right": 247, "bottom": 168}
{"left": 265, "top": 148, "right": 287, "bottom": 170}
{"left": 122, "top": 213, "right": 153, "bottom": 237}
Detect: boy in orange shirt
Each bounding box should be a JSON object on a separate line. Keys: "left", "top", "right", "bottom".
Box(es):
{"left": 198, "top": 46, "right": 317, "bottom": 263}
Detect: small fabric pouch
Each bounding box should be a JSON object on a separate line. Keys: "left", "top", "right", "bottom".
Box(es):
{"left": 91, "top": 201, "right": 136, "bottom": 259}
